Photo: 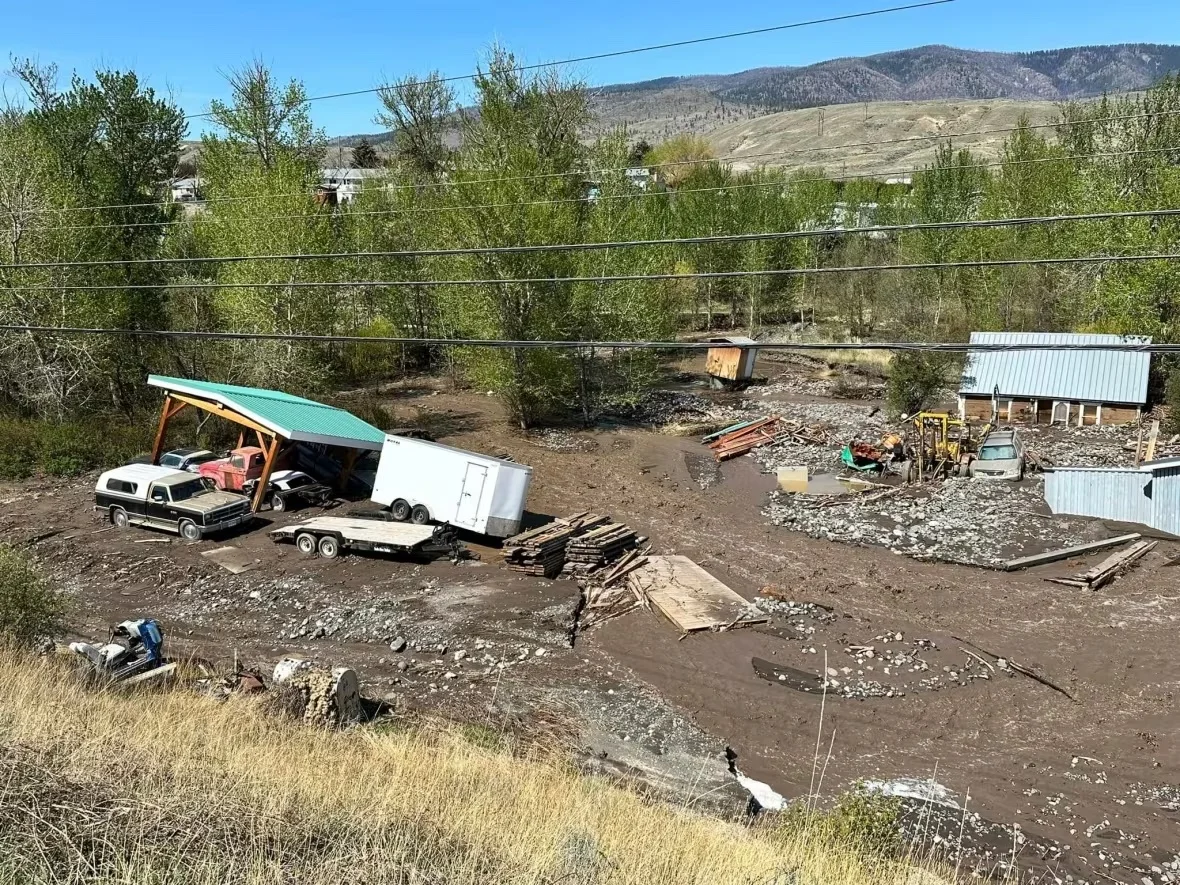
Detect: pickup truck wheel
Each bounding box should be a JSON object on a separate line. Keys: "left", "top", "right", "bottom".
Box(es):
{"left": 391, "top": 499, "right": 411, "bottom": 521}
{"left": 179, "top": 519, "right": 202, "bottom": 542}
{"left": 317, "top": 535, "right": 340, "bottom": 559}
{"left": 270, "top": 493, "right": 286, "bottom": 512}
{"left": 110, "top": 507, "right": 130, "bottom": 528}
{"left": 295, "top": 532, "right": 317, "bottom": 555}
{"left": 410, "top": 504, "right": 431, "bottom": 525}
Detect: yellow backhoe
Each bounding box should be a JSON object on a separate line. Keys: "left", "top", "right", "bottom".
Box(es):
{"left": 902, "top": 412, "right": 992, "bottom": 481}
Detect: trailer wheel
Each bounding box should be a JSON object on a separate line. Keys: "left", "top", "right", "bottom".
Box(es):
{"left": 317, "top": 535, "right": 340, "bottom": 559}
{"left": 391, "top": 499, "right": 411, "bottom": 521}
{"left": 295, "top": 532, "right": 318, "bottom": 555}
{"left": 110, "top": 507, "right": 130, "bottom": 528}
{"left": 410, "top": 504, "right": 431, "bottom": 525}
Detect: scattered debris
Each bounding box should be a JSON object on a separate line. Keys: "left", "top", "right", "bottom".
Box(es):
{"left": 1003, "top": 533, "right": 1142, "bottom": 572}
{"left": 1045, "top": 539, "right": 1157, "bottom": 589}
{"left": 68, "top": 618, "right": 167, "bottom": 683}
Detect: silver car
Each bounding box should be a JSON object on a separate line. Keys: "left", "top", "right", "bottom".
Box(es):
{"left": 970, "top": 430, "right": 1025, "bottom": 480}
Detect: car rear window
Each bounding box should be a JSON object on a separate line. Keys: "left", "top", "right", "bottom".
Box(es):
{"left": 285, "top": 474, "right": 313, "bottom": 489}
{"left": 980, "top": 445, "right": 1018, "bottom": 460}
{"left": 160, "top": 455, "right": 181, "bottom": 468}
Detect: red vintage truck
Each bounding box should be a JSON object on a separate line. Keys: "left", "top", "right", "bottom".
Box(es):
{"left": 197, "top": 446, "right": 268, "bottom": 492}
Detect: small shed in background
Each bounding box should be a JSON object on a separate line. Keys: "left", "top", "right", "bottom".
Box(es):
{"left": 705, "top": 336, "right": 759, "bottom": 389}
{"left": 1044, "top": 457, "right": 1180, "bottom": 536}
{"left": 959, "top": 332, "right": 1151, "bottom": 426}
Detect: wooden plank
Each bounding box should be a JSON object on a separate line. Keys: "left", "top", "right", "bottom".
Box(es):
{"left": 1083, "top": 540, "right": 1156, "bottom": 589}
{"left": 1002, "top": 534, "right": 1142, "bottom": 572}
{"left": 628, "top": 555, "right": 767, "bottom": 632}
{"left": 702, "top": 420, "right": 758, "bottom": 443}
{"left": 1145, "top": 419, "right": 1161, "bottom": 462}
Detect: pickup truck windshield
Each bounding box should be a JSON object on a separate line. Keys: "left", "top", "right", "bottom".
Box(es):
{"left": 980, "top": 444, "right": 1018, "bottom": 460}
{"left": 170, "top": 479, "right": 212, "bottom": 501}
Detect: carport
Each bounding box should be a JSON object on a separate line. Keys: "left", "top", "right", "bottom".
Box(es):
{"left": 146, "top": 375, "right": 386, "bottom": 511}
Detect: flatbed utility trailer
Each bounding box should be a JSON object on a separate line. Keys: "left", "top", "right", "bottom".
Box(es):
{"left": 269, "top": 516, "right": 457, "bottom": 560}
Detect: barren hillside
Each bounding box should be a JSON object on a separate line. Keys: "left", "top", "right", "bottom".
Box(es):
{"left": 704, "top": 97, "right": 1064, "bottom": 176}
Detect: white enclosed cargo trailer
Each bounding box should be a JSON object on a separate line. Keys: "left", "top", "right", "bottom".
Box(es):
{"left": 371, "top": 435, "right": 531, "bottom": 537}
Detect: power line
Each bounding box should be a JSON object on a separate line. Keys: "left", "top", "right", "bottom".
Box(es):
{"left": 20, "top": 105, "right": 1179, "bottom": 217}
{"left": 4, "top": 251, "right": 1179, "bottom": 292}
{"left": 6, "top": 206, "right": 1180, "bottom": 273}
{"left": 21, "top": 146, "right": 1180, "bottom": 236}
{"left": 0, "top": 326, "right": 1171, "bottom": 353}
{"left": 182, "top": 1, "right": 955, "bottom": 121}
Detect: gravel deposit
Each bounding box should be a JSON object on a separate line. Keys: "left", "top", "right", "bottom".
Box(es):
{"left": 765, "top": 475, "right": 1100, "bottom": 567}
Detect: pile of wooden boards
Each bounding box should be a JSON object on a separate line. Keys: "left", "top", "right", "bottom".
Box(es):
{"left": 1046, "top": 539, "right": 1157, "bottom": 590}
{"left": 704, "top": 416, "right": 830, "bottom": 462}
{"left": 502, "top": 512, "right": 638, "bottom": 578}
{"left": 564, "top": 519, "right": 640, "bottom": 575}
{"left": 502, "top": 522, "right": 575, "bottom": 578}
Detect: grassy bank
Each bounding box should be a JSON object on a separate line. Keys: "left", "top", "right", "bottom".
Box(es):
{"left": 0, "top": 418, "right": 152, "bottom": 479}
{"left": 0, "top": 655, "right": 951, "bottom": 884}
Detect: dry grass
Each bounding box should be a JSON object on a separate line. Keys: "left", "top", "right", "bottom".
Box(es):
{"left": 0, "top": 654, "right": 952, "bottom": 884}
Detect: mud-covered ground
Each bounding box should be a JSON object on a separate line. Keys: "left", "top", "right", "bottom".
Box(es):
{"left": 8, "top": 355, "right": 1180, "bottom": 884}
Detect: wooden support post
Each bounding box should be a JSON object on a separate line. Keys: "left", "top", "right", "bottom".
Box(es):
{"left": 251, "top": 435, "right": 283, "bottom": 513}
{"left": 236, "top": 430, "right": 245, "bottom": 450}
{"left": 337, "top": 448, "right": 360, "bottom": 493}
{"left": 255, "top": 430, "right": 268, "bottom": 451}
{"left": 150, "top": 396, "right": 187, "bottom": 464}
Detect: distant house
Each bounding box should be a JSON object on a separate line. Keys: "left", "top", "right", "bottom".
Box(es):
{"left": 170, "top": 177, "right": 203, "bottom": 202}
{"left": 958, "top": 332, "right": 1151, "bottom": 426}
{"left": 317, "top": 167, "right": 387, "bottom": 204}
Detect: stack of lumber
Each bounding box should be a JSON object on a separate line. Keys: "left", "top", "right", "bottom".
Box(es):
{"left": 564, "top": 521, "right": 639, "bottom": 575}
{"left": 501, "top": 511, "right": 616, "bottom": 578}
{"left": 502, "top": 522, "right": 574, "bottom": 577}
{"left": 1046, "top": 539, "right": 1157, "bottom": 590}
{"left": 706, "top": 417, "right": 782, "bottom": 461}
{"left": 704, "top": 416, "right": 831, "bottom": 462}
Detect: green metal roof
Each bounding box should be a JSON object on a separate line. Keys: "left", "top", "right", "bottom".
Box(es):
{"left": 148, "top": 376, "right": 385, "bottom": 450}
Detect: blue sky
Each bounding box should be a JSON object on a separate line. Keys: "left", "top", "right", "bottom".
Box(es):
{"left": 3, "top": 0, "right": 1178, "bottom": 136}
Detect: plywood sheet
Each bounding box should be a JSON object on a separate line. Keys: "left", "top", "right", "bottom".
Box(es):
{"left": 629, "top": 555, "right": 766, "bottom": 632}
{"left": 201, "top": 546, "right": 260, "bottom": 574}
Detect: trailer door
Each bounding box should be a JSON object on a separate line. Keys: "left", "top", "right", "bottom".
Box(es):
{"left": 456, "top": 462, "right": 489, "bottom": 528}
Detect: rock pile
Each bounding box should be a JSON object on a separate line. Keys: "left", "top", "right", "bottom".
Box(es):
{"left": 765, "top": 475, "right": 1095, "bottom": 567}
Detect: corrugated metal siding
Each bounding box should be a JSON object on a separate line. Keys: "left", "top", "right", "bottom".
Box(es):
{"left": 1045, "top": 468, "right": 1155, "bottom": 526}
{"left": 959, "top": 332, "right": 1151, "bottom": 405}
{"left": 1149, "top": 465, "right": 1180, "bottom": 536}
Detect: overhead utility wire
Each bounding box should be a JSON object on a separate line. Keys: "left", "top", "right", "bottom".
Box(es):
{"left": 0, "top": 327, "right": 1169, "bottom": 353}
{"left": 5, "top": 251, "right": 1180, "bottom": 293}
{"left": 6, "top": 206, "right": 1180, "bottom": 273}
{"left": 182, "top": 1, "right": 955, "bottom": 120}
{"left": 26, "top": 146, "right": 1180, "bottom": 236}
{"left": 26, "top": 106, "right": 1179, "bottom": 217}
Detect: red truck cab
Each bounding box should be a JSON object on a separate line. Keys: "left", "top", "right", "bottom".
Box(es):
{"left": 198, "top": 446, "right": 267, "bottom": 492}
